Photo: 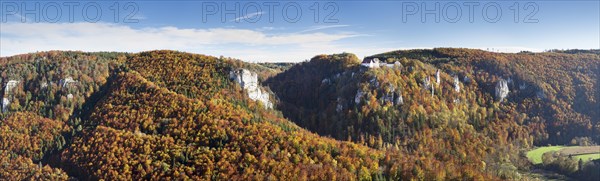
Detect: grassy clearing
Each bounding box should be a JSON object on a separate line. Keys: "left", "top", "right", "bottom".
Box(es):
{"left": 527, "top": 146, "right": 600, "bottom": 164}
{"left": 526, "top": 146, "right": 565, "bottom": 164}
{"left": 574, "top": 153, "right": 600, "bottom": 162}
{"left": 558, "top": 146, "right": 600, "bottom": 155}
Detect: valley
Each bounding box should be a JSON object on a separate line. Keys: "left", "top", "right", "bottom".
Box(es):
{"left": 1, "top": 48, "right": 599, "bottom": 180}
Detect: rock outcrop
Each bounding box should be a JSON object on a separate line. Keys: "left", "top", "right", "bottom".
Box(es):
{"left": 2, "top": 80, "right": 20, "bottom": 113}
{"left": 230, "top": 69, "right": 273, "bottom": 108}
{"left": 454, "top": 76, "right": 460, "bottom": 93}
{"left": 40, "top": 82, "right": 49, "bottom": 89}
{"left": 495, "top": 79, "right": 510, "bottom": 102}
{"left": 1, "top": 98, "right": 9, "bottom": 112}
{"left": 60, "top": 77, "right": 77, "bottom": 88}
{"left": 431, "top": 84, "right": 435, "bottom": 97}
{"left": 423, "top": 76, "right": 431, "bottom": 89}
{"left": 436, "top": 70, "right": 441, "bottom": 85}
{"left": 4, "top": 80, "right": 19, "bottom": 94}
{"left": 395, "top": 92, "right": 404, "bottom": 105}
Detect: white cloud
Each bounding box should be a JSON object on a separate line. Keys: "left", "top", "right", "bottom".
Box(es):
{"left": 0, "top": 22, "right": 369, "bottom": 62}
{"left": 255, "top": 26, "right": 286, "bottom": 32}
{"left": 0, "top": 22, "right": 545, "bottom": 62}
{"left": 298, "top": 25, "right": 350, "bottom": 33}
{"left": 256, "top": 26, "right": 275, "bottom": 31}
{"left": 129, "top": 14, "right": 147, "bottom": 20}
{"left": 231, "top": 11, "right": 265, "bottom": 22}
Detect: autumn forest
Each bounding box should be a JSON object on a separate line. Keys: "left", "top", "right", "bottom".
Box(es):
{"left": 1, "top": 49, "right": 599, "bottom": 180}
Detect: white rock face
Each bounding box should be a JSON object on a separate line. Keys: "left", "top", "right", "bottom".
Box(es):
{"left": 431, "top": 84, "right": 435, "bottom": 97}
{"left": 230, "top": 69, "right": 273, "bottom": 108}
{"left": 435, "top": 70, "right": 441, "bottom": 85}
{"left": 5, "top": 80, "right": 19, "bottom": 94}
{"left": 2, "top": 80, "right": 19, "bottom": 113}
{"left": 495, "top": 79, "right": 510, "bottom": 102}
{"left": 41, "top": 82, "right": 49, "bottom": 89}
{"left": 395, "top": 92, "right": 404, "bottom": 105}
{"left": 230, "top": 69, "right": 257, "bottom": 89}
{"left": 60, "top": 77, "right": 77, "bottom": 88}
{"left": 454, "top": 76, "right": 461, "bottom": 93}
{"left": 423, "top": 76, "right": 431, "bottom": 89}
{"left": 453, "top": 98, "right": 460, "bottom": 103}
{"left": 1, "top": 98, "right": 9, "bottom": 112}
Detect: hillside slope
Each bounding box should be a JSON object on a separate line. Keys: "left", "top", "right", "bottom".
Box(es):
{"left": 375, "top": 48, "right": 600, "bottom": 145}
{"left": 2, "top": 51, "right": 392, "bottom": 180}
{"left": 1, "top": 49, "right": 598, "bottom": 180}
{"left": 268, "top": 48, "right": 600, "bottom": 146}
{"left": 266, "top": 48, "right": 600, "bottom": 179}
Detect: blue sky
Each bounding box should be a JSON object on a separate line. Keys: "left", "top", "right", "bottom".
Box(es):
{"left": 1, "top": 0, "right": 599, "bottom": 62}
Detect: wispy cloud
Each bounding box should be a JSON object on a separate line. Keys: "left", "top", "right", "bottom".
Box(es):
{"left": 255, "top": 26, "right": 286, "bottom": 32}
{"left": 0, "top": 22, "right": 366, "bottom": 62}
{"left": 2, "top": 13, "right": 30, "bottom": 23}
{"left": 231, "top": 11, "right": 265, "bottom": 22}
{"left": 299, "top": 25, "right": 350, "bottom": 33}
{"left": 130, "top": 14, "right": 147, "bottom": 20}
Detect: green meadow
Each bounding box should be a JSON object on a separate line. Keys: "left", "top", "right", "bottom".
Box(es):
{"left": 527, "top": 146, "right": 566, "bottom": 164}
{"left": 527, "top": 146, "right": 600, "bottom": 164}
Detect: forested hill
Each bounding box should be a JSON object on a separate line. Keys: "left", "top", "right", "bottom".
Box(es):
{"left": 1, "top": 50, "right": 386, "bottom": 180}
{"left": 268, "top": 48, "right": 600, "bottom": 146}
{"left": 375, "top": 48, "right": 600, "bottom": 145}
{"left": 265, "top": 48, "right": 600, "bottom": 180}
{"left": 1, "top": 49, "right": 599, "bottom": 180}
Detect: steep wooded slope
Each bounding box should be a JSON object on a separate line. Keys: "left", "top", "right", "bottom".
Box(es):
{"left": 266, "top": 49, "right": 600, "bottom": 179}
